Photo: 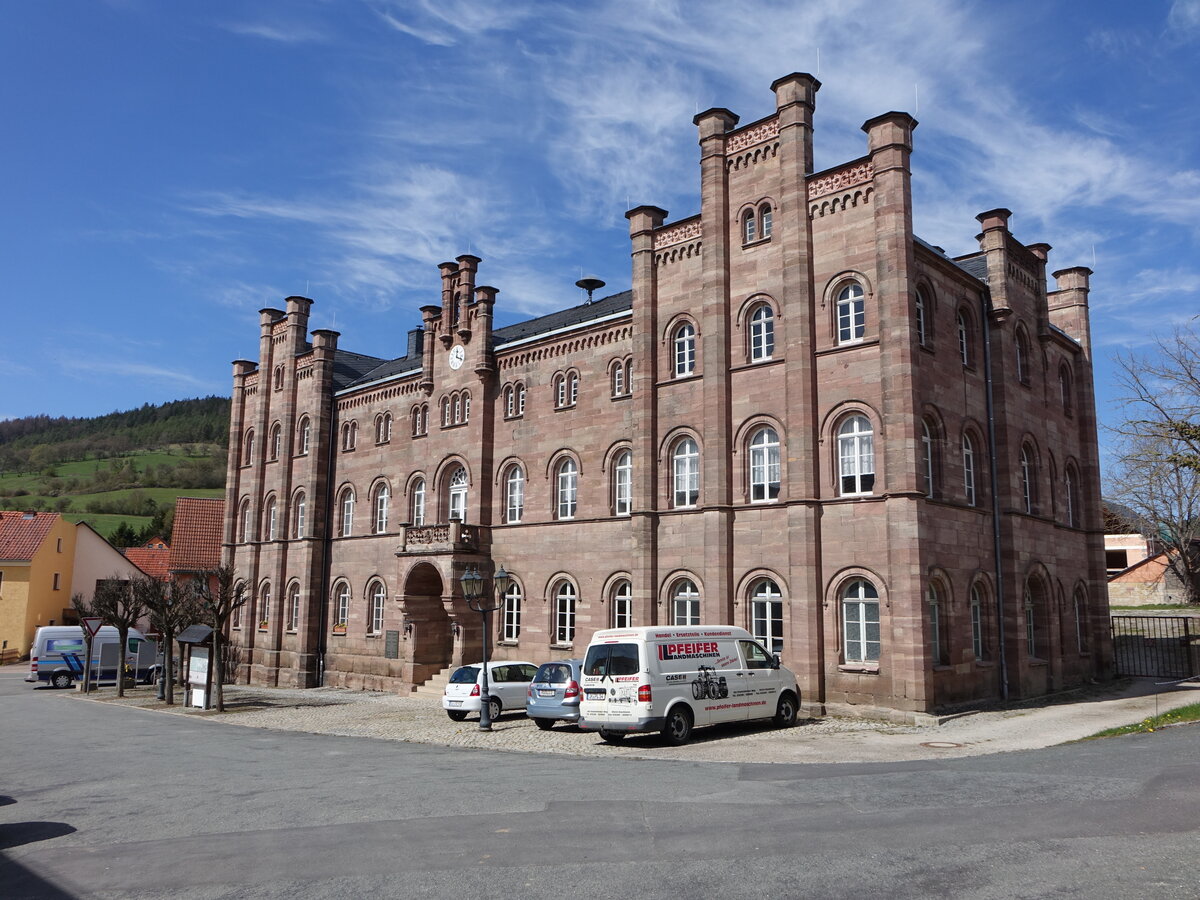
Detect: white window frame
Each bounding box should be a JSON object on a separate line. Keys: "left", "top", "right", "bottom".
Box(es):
{"left": 750, "top": 579, "right": 783, "bottom": 654}
{"left": 554, "top": 582, "right": 576, "bottom": 645}
{"left": 503, "top": 583, "right": 522, "bottom": 642}
{"left": 837, "top": 415, "right": 875, "bottom": 496}
{"left": 672, "top": 438, "right": 700, "bottom": 508}
{"left": 298, "top": 418, "right": 311, "bottom": 455}
{"left": 742, "top": 208, "right": 756, "bottom": 244}
{"left": 369, "top": 582, "right": 385, "bottom": 634}
{"left": 1020, "top": 446, "right": 1034, "bottom": 513}
{"left": 264, "top": 497, "right": 277, "bottom": 541}
{"left": 673, "top": 323, "right": 696, "bottom": 377}
{"left": 760, "top": 204, "right": 772, "bottom": 239}
{"left": 928, "top": 583, "right": 944, "bottom": 665}
{"left": 842, "top": 579, "right": 880, "bottom": 663}
{"left": 258, "top": 585, "right": 270, "bottom": 628}
{"left": 556, "top": 458, "right": 578, "bottom": 520}
{"left": 963, "top": 434, "right": 977, "bottom": 507}
{"left": 957, "top": 312, "right": 970, "bottom": 366}
{"left": 411, "top": 479, "right": 426, "bottom": 527}
{"left": 749, "top": 427, "right": 780, "bottom": 502}
{"left": 970, "top": 584, "right": 984, "bottom": 661}
{"left": 836, "top": 283, "right": 866, "bottom": 345}
{"left": 614, "top": 450, "right": 632, "bottom": 516}
{"left": 374, "top": 484, "right": 390, "bottom": 534}
{"left": 672, "top": 579, "right": 701, "bottom": 626}
{"left": 505, "top": 466, "right": 524, "bottom": 524}
{"left": 915, "top": 288, "right": 928, "bottom": 347}
{"left": 340, "top": 489, "right": 354, "bottom": 537}
{"left": 288, "top": 583, "right": 300, "bottom": 632}
{"left": 448, "top": 467, "right": 468, "bottom": 521}
{"left": 921, "top": 420, "right": 934, "bottom": 498}
{"left": 750, "top": 304, "right": 774, "bottom": 362}
{"left": 612, "top": 580, "right": 633, "bottom": 628}
{"left": 334, "top": 583, "right": 350, "bottom": 628}
{"left": 294, "top": 492, "right": 306, "bottom": 539}
{"left": 1065, "top": 467, "right": 1077, "bottom": 528}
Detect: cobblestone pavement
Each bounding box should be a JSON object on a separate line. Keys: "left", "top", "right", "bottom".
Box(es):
{"left": 47, "top": 673, "right": 1200, "bottom": 764}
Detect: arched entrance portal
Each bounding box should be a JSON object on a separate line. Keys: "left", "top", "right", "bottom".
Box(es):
{"left": 401, "top": 562, "right": 452, "bottom": 687}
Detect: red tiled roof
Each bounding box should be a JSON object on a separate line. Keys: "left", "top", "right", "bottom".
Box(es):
{"left": 169, "top": 497, "right": 225, "bottom": 573}
{"left": 123, "top": 546, "right": 172, "bottom": 581}
{"left": 0, "top": 511, "right": 59, "bottom": 561}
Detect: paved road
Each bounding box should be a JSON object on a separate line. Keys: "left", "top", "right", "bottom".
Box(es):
{"left": 2, "top": 669, "right": 1198, "bottom": 899}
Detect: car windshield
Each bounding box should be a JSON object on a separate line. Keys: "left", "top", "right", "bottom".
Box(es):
{"left": 583, "top": 643, "right": 639, "bottom": 677}
{"left": 449, "top": 666, "right": 480, "bottom": 684}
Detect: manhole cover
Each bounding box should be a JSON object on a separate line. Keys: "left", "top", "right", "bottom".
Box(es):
{"left": 920, "top": 741, "right": 963, "bottom": 749}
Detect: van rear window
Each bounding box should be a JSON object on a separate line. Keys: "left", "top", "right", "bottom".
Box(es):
{"left": 450, "top": 666, "right": 480, "bottom": 684}
{"left": 584, "top": 643, "right": 640, "bottom": 677}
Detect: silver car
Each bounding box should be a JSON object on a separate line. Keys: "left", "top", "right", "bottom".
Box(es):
{"left": 443, "top": 660, "right": 537, "bottom": 722}
{"left": 525, "top": 659, "right": 583, "bottom": 730}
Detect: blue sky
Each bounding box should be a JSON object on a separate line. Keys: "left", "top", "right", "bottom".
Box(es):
{"left": 3, "top": 1, "right": 1198, "bottom": 451}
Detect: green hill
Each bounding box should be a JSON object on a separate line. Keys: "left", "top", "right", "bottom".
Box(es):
{"left": 0, "top": 397, "right": 230, "bottom": 544}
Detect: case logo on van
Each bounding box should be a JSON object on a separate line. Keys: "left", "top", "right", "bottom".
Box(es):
{"left": 658, "top": 641, "right": 720, "bottom": 661}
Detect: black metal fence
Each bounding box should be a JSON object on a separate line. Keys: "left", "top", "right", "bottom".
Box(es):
{"left": 1110, "top": 616, "right": 1196, "bottom": 678}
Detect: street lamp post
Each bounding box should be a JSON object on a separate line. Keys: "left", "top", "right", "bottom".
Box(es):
{"left": 461, "top": 564, "right": 511, "bottom": 732}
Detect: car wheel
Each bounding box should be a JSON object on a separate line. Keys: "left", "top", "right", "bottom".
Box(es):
{"left": 661, "top": 705, "right": 693, "bottom": 746}
{"left": 774, "top": 692, "right": 798, "bottom": 728}
{"left": 51, "top": 672, "right": 73, "bottom": 689}
{"left": 487, "top": 697, "right": 502, "bottom": 721}
{"left": 533, "top": 717, "right": 555, "bottom": 731}
{"left": 446, "top": 710, "right": 468, "bottom": 722}
{"left": 599, "top": 730, "right": 626, "bottom": 744}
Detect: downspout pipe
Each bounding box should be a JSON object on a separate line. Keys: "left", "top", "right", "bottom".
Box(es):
{"left": 980, "top": 287, "right": 1010, "bottom": 701}
{"left": 316, "top": 400, "right": 338, "bottom": 687}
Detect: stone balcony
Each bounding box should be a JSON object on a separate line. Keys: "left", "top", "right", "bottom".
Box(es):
{"left": 395, "top": 521, "right": 479, "bottom": 556}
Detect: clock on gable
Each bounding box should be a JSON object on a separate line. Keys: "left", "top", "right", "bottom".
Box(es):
{"left": 448, "top": 344, "right": 465, "bottom": 370}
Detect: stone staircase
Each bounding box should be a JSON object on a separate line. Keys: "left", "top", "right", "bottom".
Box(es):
{"left": 411, "top": 666, "right": 453, "bottom": 698}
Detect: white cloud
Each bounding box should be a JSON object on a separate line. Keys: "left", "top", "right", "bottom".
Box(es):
{"left": 1168, "top": 0, "right": 1200, "bottom": 39}
{"left": 57, "top": 355, "right": 215, "bottom": 389}
{"left": 222, "top": 21, "right": 325, "bottom": 43}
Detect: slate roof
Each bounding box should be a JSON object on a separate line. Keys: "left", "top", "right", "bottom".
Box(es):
{"left": 914, "top": 236, "right": 988, "bottom": 285}
{"left": 123, "top": 546, "right": 171, "bottom": 581}
{"left": 0, "top": 511, "right": 58, "bottom": 562}
{"left": 169, "top": 497, "right": 225, "bottom": 573}
{"left": 331, "top": 349, "right": 389, "bottom": 392}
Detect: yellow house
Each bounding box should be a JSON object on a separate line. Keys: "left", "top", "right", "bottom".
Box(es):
{"left": 0, "top": 512, "right": 146, "bottom": 663}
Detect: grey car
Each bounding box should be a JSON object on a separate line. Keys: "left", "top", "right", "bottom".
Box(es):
{"left": 525, "top": 659, "right": 583, "bottom": 730}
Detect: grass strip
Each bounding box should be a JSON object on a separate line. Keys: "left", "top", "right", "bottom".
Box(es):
{"left": 1081, "top": 702, "right": 1200, "bottom": 740}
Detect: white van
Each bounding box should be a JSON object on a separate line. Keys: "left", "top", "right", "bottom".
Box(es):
{"left": 25, "top": 626, "right": 157, "bottom": 688}
{"left": 578, "top": 625, "right": 800, "bottom": 745}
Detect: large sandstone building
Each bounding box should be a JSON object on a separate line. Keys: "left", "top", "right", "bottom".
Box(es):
{"left": 223, "top": 74, "right": 1111, "bottom": 717}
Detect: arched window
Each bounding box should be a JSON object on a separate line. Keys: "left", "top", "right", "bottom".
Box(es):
{"left": 269, "top": 424, "right": 281, "bottom": 461}
{"left": 516, "top": 384, "right": 526, "bottom": 415}
{"left": 611, "top": 363, "right": 625, "bottom": 398}
{"left": 568, "top": 372, "right": 579, "bottom": 406}
{"left": 448, "top": 467, "right": 468, "bottom": 521}
{"left": 376, "top": 413, "right": 392, "bottom": 444}
{"left": 957, "top": 311, "right": 971, "bottom": 367}
{"left": 502, "top": 581, "right": 522, "bottom": 642}
{"left": 749, "top": 427, "right": 781, "bottom": 502}
{"left": 341, "top": 421, "right": 357, "bottom": 451}
{"left": 915, "top": 288, "right": 929, "bottom": 347}
{"left": 836, "top": 283, "right": 865, "bottom": 344}
{"left": 339, "top": 487, "right": 355, "bottom": 537}
{"left": 749, "top": 303, "right": 774, "bottom": 362}
{"left": 1015, "top": 328, "right": 1030, "bottom": 384}
{"left": 673, "top": 323, "right": 696, "bottom": 377}
{"left": 970, "top": 583, "right": 987, "bottom": 661}
{"left": 742, "top": 208, "right": 757, "bottom": 244}
{"left": 504, "top": 385, "right": 516, "bottom": 417}
{"left": 672, "top": 579, "right": 701, "bottom": 626}
{"left": 504, "top": 465, "right": 524, "bottom": 524}
{"left": 232, "top": 583, "right": 244, "bottom": 629}
{"left": 293, "top": 491, "right": 306, "bottom": 539}
{"left": 554, "top": 374, "right": 567, "bottom": 409}
{"left": 441, "top": 397, "right": 451, "bottom": 427}
{"left": 1024, "top": 585, "right": 1042, "bottom": 658}
{"left": 963, "top": 433, "right": 977, "bottom": 507}
{"left": 287, "top": 583, "right": 301, "bottom": 632}
{"left": 928, "top": 582, "right": 947, "bottom": 665}
{"left": 556, "top": 458, "right": 578, "bottom": 520}
{"left": 672, "top": 438, "right": 700, "bottom": 507}
{"left": 750, "top": 578, "right": 783, "bottom": 654}
{"left": 1065, "top": 465, "right": 1078, "bottom": 528}
{"left": 368, "top": 581, "right": 386, "bottom": 634}
{"left": 373, "top": 483, "right": 390, "bottom": 534}
{"left": 243, "top": 429, "right": 255, "bottom": 466}
{"left": 1074, "top": 588, "right": 1089, "bottom": 653}
{"left": 412, "top": 405, "right": 426, "bottom": 436}
{"left": 1020, "top": 445, "right": 1035, "bottom": 514}
{"left": 921, "top": 419, "right": 935, "bottom": 498}
{"left": 611, "top": 579, "right": 633, "bottom": 628}
{"left": 273, "top": 366, "right": 284, "bottom": 391}
{"left": 842, "top": 579, "right": 880, "bottom": 663}
{"left": 297, "top": 417, "right": 311, "bottom": 455}
{"left": 410, "top": 478, "right": 426, "bottom": 527}
{"left": 613, "top": 450, "right": 632, "bottom": 516}
{"left": 258, "top": 583, "right": 271, "bottom": 630}
{"left": 333, "top": 582, "right": 350, "bottom": 632}
{"left": 554, "top": 582, "right": 576, "bottom": 645}
{"left": 461, "top": 391, "right": 470, "bottom": 422}
{"left": 1059, "top": 364, "right": 1073, "bottom": 414}
{"left": 453, "top": 393, "right": 462, "bottom": 424}
{"left": 760, "top": 203, "right": 773, "bottom": 239}
{"left": 263, "top": 496, "right": 277, "bottom": 541}
{"left": 837, "top": 415, "right": 875, "bottom": 496}
{"left": 239, "top": 499, "right": 251, "bottom": 543}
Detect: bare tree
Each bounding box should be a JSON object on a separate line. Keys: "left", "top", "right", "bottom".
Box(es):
{"left": 196, "top": 565, "right": 247, "bottom": 712}
{"left": 70, "top": 592, "right": 96, "bottom": 690}
{"left": 91, "top": 576, "right": 148, "bottom": 697}
{"left": 137, "top": 577, "right": 200, "bottom": 705}
{"left": 1112, "top": 324, "right": 1200, "bottom": 603}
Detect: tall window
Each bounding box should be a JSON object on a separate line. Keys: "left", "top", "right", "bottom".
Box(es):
{"left": 1024, "top": 589, "right": 1037, "bottom": 657}
{"left": 921, "top": 420, "right": 934, "bottom": 498}
{"left": 412, "top": 404, "right": 428, "bottom": 436}
{"left": 970, "top": 583, "right": 985, "bottom": 661}
{"left": 836, "top": 283, "right": 865, "bottom": 344}
{"left": 915, "top": 288, "right": 928, "bottom": 346}
{"left": 554, "top": 582, "right": 576, "bottom": 645}
{"left": 334, "top": 582, "right": 350, "bottom": 630}
{"left": 516, "top": 384, "right": 526, "bottom": 415}
{"left": 556, "top": 458, "right": 578, "bottom": 520}
{"left": 749, "top": 427, "right": 781, "bottom": 502}
{"left": 568, "top": 373, "right": 579, "bottom": 406}
{"left": 750, "top": 578, "right": 783, "bottom": 654}
{"left": 239, "top": 499, "right": 251, "bottom": 543}
{"left": 264, "top": 497, "right": 277, "bottom": 541}
{"left": 750, "top": 304, "right": 775, "bottom": 362}
{"left": 339, "top": 488, "right": 355, "bottom": 537}
{"left": 1065, "top": 466, "right": 1078, "bottom": 528}
{"left": 611, "top": 363, "right": 625, "bottom": 397}
{"left": 448, "top": 467, "right": 468, "bottom": 521}
{"left": 554, "top": 374, "right": 568, "bottom": 409}
{"left": 410, "top": 478, "right": 426, "bottom": 526}
{"left": 760, "top": 203, "right": 773, "bottom": 238}
{"left": 1015, "top": 329, "right": 1030, "bottom": 383}
{"left": 504, "top": 466, "right": 524, "bottom": 524}
{"left": 373, "top": 484, "right": 390, "bottom": 534}
{"left": 614, "top": 450, "right": 632, "bottom": 516}
{"left": 928, "top": 583, "right": 947, "bottom": 665}
{"left": 673, "top": 438, "right": 700, "bottom": 507}
{"left": 502, "top": 582, "right": 522, "bottom": 642}
{"left": 288, "top": 583, "right": 300, "bottom": 632}
{"left": 1020, "top": 446, "right": 1035, "bottom": 514}
{"left": 957, "top": 311, "right": 971, "bottom": 366}
{"left": 243, "top": 429, "right": 254, "bottom": 466}
{"left": 376, "top": 413, "right": 392, "bottom": 444}
{"left": 368, "top": 582, "right": 385, "bottom": 634}
{"left": 672, "top": 579, "right": 701, "bottom": 626}
{"left": 258, "top": 584, "right": 271, "bottom": 629}
{"left": 270, "top": 424, "right": 281, "bottom": 461}
{"left": 298, "top": 417, "right": 311, "bottom": 455}
{"left": 293, "top": 491, "right": 306, "bottom": 539}
{"left": 837, "top": 415, "right": 875, "bottom": 495}
{"left": 612, "top": 580, "right": 633, "bottom": 628}
{"left": 341, "top": 421, "right": 357, "bottom": 451}
{"left": 963, "top": 434, "right": 977, "bottom": 507}
{"left": 1059, "top": 365, "right": 1073, "bottom": 414}
{"left": 842, "top": 579, "right": 880, "bottom": 663}
{"left": 1074, "top": 589, "right": 1089, "bottom": 653}
{"left": 673, "top": 323, "right": 696, "bottom": 377}
{"left": 742, "top": 208, "right": 757, "bottom": 244}
{"left": 232, "top": 584, "right": 243, "bottom": 628}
